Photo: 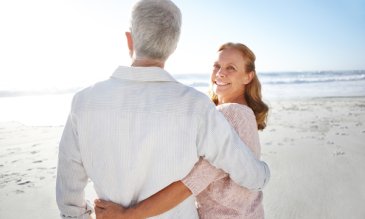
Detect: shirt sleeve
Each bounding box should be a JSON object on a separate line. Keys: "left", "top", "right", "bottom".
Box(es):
{"left": 56, "top": 96, "right": 93, "bottom": 219}
{"left": 183, "top": 104, "right": 263, "bottom": 194}
{"left": 195, "top": 103, "right": 270, "bottom": 191}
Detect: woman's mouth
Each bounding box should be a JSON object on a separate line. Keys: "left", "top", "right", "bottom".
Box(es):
{"left": 215, "top": 80, "right": 230, "bottom": 86}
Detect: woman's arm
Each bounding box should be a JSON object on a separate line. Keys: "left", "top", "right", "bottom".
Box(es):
{"left": 94, "top": 181, "right": 192, "bottom": 219}
{"left": 95, "top": 157, "right": 225, "bottom": 219}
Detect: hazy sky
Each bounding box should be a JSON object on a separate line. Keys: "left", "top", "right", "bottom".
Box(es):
{"left": 0, "top": 0, "right": 364, "bottom": 90}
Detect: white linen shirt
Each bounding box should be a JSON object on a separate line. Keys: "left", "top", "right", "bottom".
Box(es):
{"left": 56, "top": 66, "right": 270, "bottom": 219}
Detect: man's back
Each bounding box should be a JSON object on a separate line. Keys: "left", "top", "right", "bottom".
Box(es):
{"left": 58, "top": 66, "right": 213, "bottom": 218}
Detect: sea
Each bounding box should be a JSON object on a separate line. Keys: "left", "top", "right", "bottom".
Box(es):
{"left": 1, "top": 70, "right": 364, "bottom": 126}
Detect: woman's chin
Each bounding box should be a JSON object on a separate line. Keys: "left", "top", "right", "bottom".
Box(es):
{"left": 214, "top": 86, "right": 230, "bottom": 95}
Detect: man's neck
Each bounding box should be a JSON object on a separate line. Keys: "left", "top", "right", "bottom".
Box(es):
{"left": 131, "top": 58, "right": 165, "bottom": 68}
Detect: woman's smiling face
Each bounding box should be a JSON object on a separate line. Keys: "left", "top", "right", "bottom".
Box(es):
{"left": 211, "top": 47, "right": 251, "bottom": 104}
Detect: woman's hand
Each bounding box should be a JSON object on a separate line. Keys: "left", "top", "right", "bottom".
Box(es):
{"left": 94, "top": 199, "right": 142, "bottom": 219}
{"left": 93, "top": 181, "right": 191, "bottom": 219}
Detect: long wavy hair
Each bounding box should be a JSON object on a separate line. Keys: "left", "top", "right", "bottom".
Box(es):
{"left": 209, "top": 42, "right": 269, "bottom": 130}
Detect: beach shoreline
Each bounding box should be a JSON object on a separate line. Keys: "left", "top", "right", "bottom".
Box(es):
{"left": 1, "top": 96, "right": 365, "bottom": 218}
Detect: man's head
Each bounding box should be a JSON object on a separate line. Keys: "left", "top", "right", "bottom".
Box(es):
{"left": 127, "top": 0, "right": 181, "bottom": 62}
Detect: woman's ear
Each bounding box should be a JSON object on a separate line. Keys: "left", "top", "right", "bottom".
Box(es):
{"left": 243, "top": 71, "right": 255, "bottom": 85}
{"left": 125, "top": 32, "right": 133, "bottom": 57}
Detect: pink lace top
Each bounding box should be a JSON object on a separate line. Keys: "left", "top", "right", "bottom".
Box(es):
{"left": 182, "top": 103, "right": 264, "bottom": 219}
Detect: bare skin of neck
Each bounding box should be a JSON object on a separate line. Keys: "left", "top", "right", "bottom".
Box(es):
{"left": 131, "top": 58, "right": 165, "bottom": 68}
{"left": 218, "top": 95, "right": 247, "bottom": 106}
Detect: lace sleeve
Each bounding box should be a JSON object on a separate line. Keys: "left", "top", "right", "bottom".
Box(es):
{"left": 181, "top": 158, "right": 226, "bottom": 195}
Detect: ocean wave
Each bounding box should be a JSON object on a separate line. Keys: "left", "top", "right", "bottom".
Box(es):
{"left": 259, "top": 71, "right": 365, "bottom": 85}
{"left": 175, "top": 71, "right": 365, "bottom": 86}
{"left": 2, "top": 71, "right": 364, "bottom": 97}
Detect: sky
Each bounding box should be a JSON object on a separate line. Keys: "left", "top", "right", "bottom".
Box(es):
{"left": 0, "top": 0, "right": 364, "bottom": 91}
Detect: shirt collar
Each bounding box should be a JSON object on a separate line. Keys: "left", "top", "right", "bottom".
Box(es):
{"left": 111, "top": 66, "right": 177, "bottom": 82}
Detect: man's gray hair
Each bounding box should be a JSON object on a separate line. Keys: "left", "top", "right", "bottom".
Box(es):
{"left": 130, "top": 0, "right": 182, "bottom": 61}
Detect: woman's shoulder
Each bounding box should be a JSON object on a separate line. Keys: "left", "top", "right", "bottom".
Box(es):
{"left": 216, "top": 103, "right": 257, "bottom": 131}
{"left": 216, "top": 103, "right": 255, "bottom": 118}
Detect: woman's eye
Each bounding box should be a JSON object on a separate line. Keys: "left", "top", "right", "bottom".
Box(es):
{"left": 227, "top": 66, "right": 235, "bottom": 71}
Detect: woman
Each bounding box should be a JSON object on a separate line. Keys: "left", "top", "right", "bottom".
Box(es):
{"left": 94, "top": 42, "right": 269, "bottom": 219}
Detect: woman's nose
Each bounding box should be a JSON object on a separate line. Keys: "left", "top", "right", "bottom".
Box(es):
{"left": 216, "top": 68, "right": 226, "bottom": 77}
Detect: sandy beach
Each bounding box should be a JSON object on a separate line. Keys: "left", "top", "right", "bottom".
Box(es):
{"left": 1, "top": 96, "right": 365, "bottom": 218}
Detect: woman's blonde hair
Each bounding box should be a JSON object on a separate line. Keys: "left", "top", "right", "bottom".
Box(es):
{"left": 209, "top": 42, "right": 269, "bottom": 130}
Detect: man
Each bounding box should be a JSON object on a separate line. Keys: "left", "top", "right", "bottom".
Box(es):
{"left": 56, "top": 0, "right": 270, "bottom": 218}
